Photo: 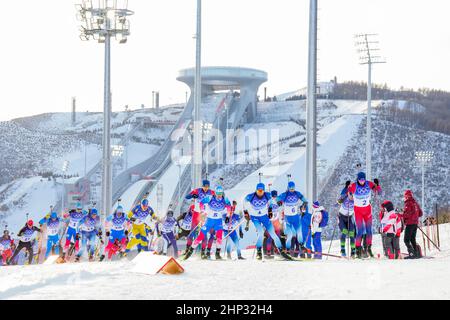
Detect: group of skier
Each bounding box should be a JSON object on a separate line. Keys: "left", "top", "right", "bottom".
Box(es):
{"left": 180, "top": 178, "right": 329, "bottom": 261}
{"left": 0, "top": 169, "right": 426, "bottom": 266}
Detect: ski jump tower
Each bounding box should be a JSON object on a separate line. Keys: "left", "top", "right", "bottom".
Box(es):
{"left": 177, "top": 66, "right": 268, "bottom": 125}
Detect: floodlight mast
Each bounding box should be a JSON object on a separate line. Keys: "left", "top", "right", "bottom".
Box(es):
{"left": 306, "top": 0, "right": 318, "bottom": 203}
{"left": 415, "top": 151, "right": 434, "bottom": 217}
{"left": 192, "top": 0, "right": 203, "bottom": 189}
{"left": 355, "top": 33, "right": 386, "bottom": 181}
{"left": 76, "top": 0, "right": 133, "bottom": 244}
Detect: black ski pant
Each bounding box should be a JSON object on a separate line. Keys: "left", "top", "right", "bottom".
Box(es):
{"left": 404, "top": 225, "right": 418, "bottom": 255}
{"left": 10, "top": 241, "right": 33, "bottom": 265}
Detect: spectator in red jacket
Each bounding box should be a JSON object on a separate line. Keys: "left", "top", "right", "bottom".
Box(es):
{"left": 402, "top": 190, "right": 423, "bottom": 259}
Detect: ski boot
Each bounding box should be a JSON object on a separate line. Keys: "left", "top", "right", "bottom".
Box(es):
{"left": 215, "top": 248, "right": 222, "bottom": 260}
{"left": 350, "top": 248, "right": 356, "bottom": 259}
{"left": 366, "top": 245, "right": 374, "bottom": 258}
{"left": 99, "top": 254, "right": 105, "bottom": 262}
{"left": 200, "top": 248, "right": 208, "bottom": 260}
{"left": 361, "top": 246, "right": 368, "bottom": 258}
{"left": 256, "top": 248, "right": 263, "bottom": 260}
{"left": 182, "top": 246, "right": 194, "bottom": 260}
{"left": 280, "top": 249, "right": 294, "bottom": 261}
{"left": 299, "top": 244, "right": 307, "bottom": 258}
{"left": 264, "top": 253, "right": 274, "bottom": 260}
{"left": 237, "top": 254, "right": 245, "bottom": 260}
{"left": 227, "top": 252, "right": 232, "bottom": 260}
{"left": 340, "top": 248, "right": 347, "bottom": 257}
{"left": 183, "top": 245, "right": 191, "bottom": 257}
{"left": 356, "top": 247, "right": 363, "bottom": 259}
{"left": 206, "top": 248, "right": 212, "bottom": 260}
{"left": 88, "top": 253, "right": 95, "bottom": 262}
{"left": 75, "top": 254, "right": 81, "bottom": 263}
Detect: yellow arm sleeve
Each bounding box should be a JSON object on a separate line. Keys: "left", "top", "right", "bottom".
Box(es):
{"left": 127, "top": 211, "right": 134, "bottom": 219}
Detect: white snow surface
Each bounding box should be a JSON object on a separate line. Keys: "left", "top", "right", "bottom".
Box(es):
{"left": 1, "top": 224, "right": 449, "bottom": 300}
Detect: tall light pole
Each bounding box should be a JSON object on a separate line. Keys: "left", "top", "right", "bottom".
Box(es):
{"left": 76, "top": 0, "right": 133, "bottom": 242}
{"left": 415, "top": 151, "right": 434, "bottom": 216}
{"left": 355, "top": 34, "right": 386, "bottom": 181}
{"left": 192, "top": 0, "right": 203, "bottom": 188}
{"left": 306, "top": 0, "right": 318, "bottom": 202}
{"left": 62, "top": 160, "right": 70, "bottom": 213}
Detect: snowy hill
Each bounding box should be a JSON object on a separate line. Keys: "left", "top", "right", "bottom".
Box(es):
{"left": 0, "top": 105, "right": 183, "bottom": 227}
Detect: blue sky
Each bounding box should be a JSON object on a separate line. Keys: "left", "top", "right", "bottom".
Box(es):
{"left": 0, "top": 0, "right": 449, "bottom": 121}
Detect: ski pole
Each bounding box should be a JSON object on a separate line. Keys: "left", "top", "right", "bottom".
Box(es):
{"left": 310, "top": 250, "right": 344, "bottom": 259}
{"left": 417, "top": 225, "right": 440, "bottom": 251}
{"left": 223, "top": 219, "right": 246, "bottom": 241}
{"left": 326, "top": 215, "right": 338, "bottom": 260}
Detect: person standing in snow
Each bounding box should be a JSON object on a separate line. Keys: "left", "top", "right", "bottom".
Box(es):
{"left": 76, "top": 208, "right": 102, "bottom": 262}
{"left": 8, "top": 220, "right": 42, "bottom": 265}
{"left": 184, "top": 179, "right": 215, "bottom": 258}
{"left": 0, "top": 230, "right": 14, "bottom": 266}
{"left": 348, "top": 172, "right": 382, "bottom": 258}
{"left": 183, "top": 186, "right": 230, "bottom": 260}
{"left": 156, "top": 210, "right": 179, "bottom": 258}
{"left": 337, "top": 181, "right": 356, "bottom": 258}
{"left": 125, "top": 198, "right": 157, "bottom": 253}
{"left": 60, "top": 202, "right": 86, "bottom": 260}
{"left": 310, "top": 201, "right": 329, "bottom": 259}
{"left": 380, "top": 201, "right": 399, "bottom": 259}
{"left": 223, "top": 203, "right": 245, "bottom": 260}
{"left": 244, "top": 183, "right": 293, "bottom": 261}
{"left": 101, "top": 205, "right": 130, "bottom": 261}
{"left": 266, "top": 190, "right": 284, "bottom": 257}
{"left": 277, "top": 181, "right": 308, "bottom": 258}
{"left": 401, "top": 190, "right": 423, "bottom": 259}
{"left": 39, "top": 212, "right": 62, "bottom": 259}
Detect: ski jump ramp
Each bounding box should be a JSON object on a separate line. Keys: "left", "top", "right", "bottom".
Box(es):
{"left": 115, "top": 66, "right": 267, "bottom": 215}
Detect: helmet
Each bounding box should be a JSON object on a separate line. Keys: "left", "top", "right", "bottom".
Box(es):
{"left": 288, "top": 181, "right": 295, "bottom": 190}
{"left": 271, "top": 190, "right": 278, "bottom": 197}
{"left": 76, "top": 202, "right": 83, "bottom": 210}
{"left": 90, "top": 208, "right": 98, "bottom": 216}
{"left": 256, "top": 183, "right": 265, "bottom": 192}
{"left": 215, "top": 186, "right": 224, "bottom": 196}
{"left": 141, "top": 199, "right": 149, "bottom": 207}
{"left": 167, "top": 210, "right": 174, "bottom": 217}
{"left": 116, "top": 205, "right": 124, "bottom": 214}
{"left": 50, "top": 212, "right": 58, "bottom": 219}
{"left": 357, "top": 172, "right": 366, "bottom": 181}
{"left": 27, "top": 220, "right": 34, "bottom": 227}
{"left": 202, "top": 180, "right": 210, "bottom": 187}
{"left": 312, "top": 201, "right": 320, "bottom": 208}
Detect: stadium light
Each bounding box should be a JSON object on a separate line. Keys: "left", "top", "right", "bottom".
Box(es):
{"left": 192, "top": 0, "right": 203, "bottom": 189}
{"left": 415, "top": 151, "right": 434, "bottom": 216}
{"left": 61, "top": 160, "right": 70, "bottom": 213}
{"left": 355, "top": 33, "right": 386, "bottom": 181}
{"left": 76, "top": 0, "right": 134, "bottom": 243}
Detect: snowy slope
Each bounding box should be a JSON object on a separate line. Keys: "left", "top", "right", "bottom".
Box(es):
{"left": 0, "top": 177, "right": 58, "bottom": 232}
{"left": 226, "top": 113, "right": 364, "bottom": 205}
{"left": 113, "top": 179, "right": 150, "bottom": 213}
{"left": 1, "top": 224, "right": 448, "bottom": 300}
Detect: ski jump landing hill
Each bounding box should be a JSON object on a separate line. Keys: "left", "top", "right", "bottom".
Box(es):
{"left": 114, "top": 66, "right": 268, "bottom": 216}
